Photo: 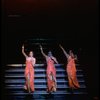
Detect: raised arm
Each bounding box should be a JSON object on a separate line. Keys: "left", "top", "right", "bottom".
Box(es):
{"left": 40, "top": 45, "right": 47, "bottom": 58}
{"left": 22, "top": 45, "right": 28, "bottom": 58}
{"left": 59, "top": 45, "right": 69, "bottom": 59}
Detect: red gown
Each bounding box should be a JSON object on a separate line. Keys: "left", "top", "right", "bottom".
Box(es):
{"left": 67, "top": 57, "right": 80, "bottom": 89}
{"left": 24, "top": 59, "right": 34, "bottom": 92}
{"left": 46, "top": 57, "right": 56, "bottom": 91}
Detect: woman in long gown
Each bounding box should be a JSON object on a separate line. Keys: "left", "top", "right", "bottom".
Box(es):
{"left": 40, "top": 45, "right": 58, "bottom": 93}
{"left": 59, "top": 45, "right": 80, "bottom": 89}
{"left": 22, "top": 45, "right": 36, "bottom": 93}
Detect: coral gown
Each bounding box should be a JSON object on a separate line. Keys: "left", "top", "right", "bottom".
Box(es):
{"left": 67, "top": 57, "right": 80, "bottom": 89}
{"left": 46, "top": 57, "right": 56, "bottom": 91}
{"left": 24, "top": 58, "right": 34, "bottom": 92}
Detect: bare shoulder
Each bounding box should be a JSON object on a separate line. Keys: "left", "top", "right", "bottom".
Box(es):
{"left": 46, "top": 56, "right": 49, "bottom": 60}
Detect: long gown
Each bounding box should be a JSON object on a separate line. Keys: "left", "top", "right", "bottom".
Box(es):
{"left": 46, "top": 57, "right": 57, "bottom": 92}
{"left": 66, "top": 56, "right": 80, "bottom": 89}
{"left": 24, "top": 58, "right": 34, "bottom": 92}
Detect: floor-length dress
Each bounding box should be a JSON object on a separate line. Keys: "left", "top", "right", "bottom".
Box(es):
{"left": 24, "top": 58, "right": 34, "bottom": 92}
{"left": 67, "top": 57, "right": 80, "bottom": 89}
{"left": 46, "top": 57, "right": 56, "bottom": 91}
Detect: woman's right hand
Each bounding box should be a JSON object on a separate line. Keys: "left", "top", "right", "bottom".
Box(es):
{"left": 22, "top": 44, "right": 24, "bottom": 49}
{"left": 59, "top": 44, "right": 62, "bottom": 48}
{"left": 40, "top": 45, "right": 42, "bottom": 50}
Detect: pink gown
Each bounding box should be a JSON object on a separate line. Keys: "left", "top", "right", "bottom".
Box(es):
{"left": 24, "top": 58, "right": 34, "bottom": 92}
{"left": 67, "top": 57, "right": 80, "bottom": 88}
{"left": 46, "top": 57, "right": 56, "bottom": 91}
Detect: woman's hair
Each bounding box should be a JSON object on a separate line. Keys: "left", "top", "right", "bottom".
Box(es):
{"left": 69, "top": 50, "right": 74, "bottom": 58}
{"left": 48, "top": 51, "right": 53, "bottom": 56}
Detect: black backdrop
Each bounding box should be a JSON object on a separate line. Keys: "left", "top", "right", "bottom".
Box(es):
{"left": 1, "top": 0, "right": 99, "bottom": 99}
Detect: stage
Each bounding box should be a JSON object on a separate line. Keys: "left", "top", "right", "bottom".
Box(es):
{"left": 1, "top": 0, "right": 99, "bottom": 99}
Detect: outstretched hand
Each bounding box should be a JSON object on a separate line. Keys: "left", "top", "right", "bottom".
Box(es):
{"left": 59, "top": 44, "right": 63, "bottom": 48}
{"left": 22, "top": 44, "right": 24, "bottom": 49}
{"left": 40, "top": 45, "right": 42, "bottom": 50}
{"left": 59, "top": 44, "right": 61, "bottom": 47}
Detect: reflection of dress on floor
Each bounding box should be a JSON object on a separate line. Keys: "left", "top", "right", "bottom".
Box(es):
{"left": 47, "top": 57, "right": 56, "bottom": 91}
{"left": 24, "top": 58, "right": 34, "bottom": 92}
{"left": 67, "top": 57, "right": 80, "bottom": 89}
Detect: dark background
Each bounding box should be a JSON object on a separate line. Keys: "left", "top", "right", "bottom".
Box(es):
{"left": 1, "top": 0, "right": 99, "bottom": 99}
